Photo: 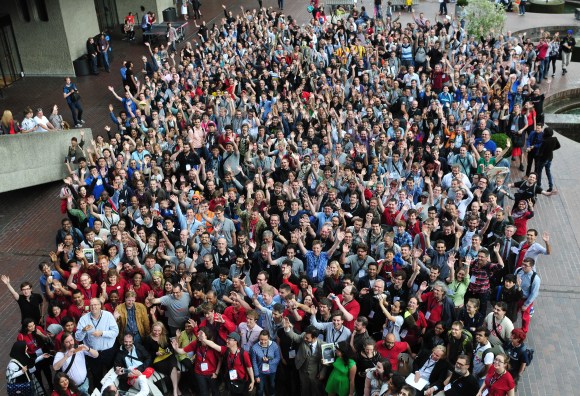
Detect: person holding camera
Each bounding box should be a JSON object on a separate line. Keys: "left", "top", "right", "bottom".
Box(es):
{"left": 53, "top": 332, "right": 99, "bottom": 395}
{"left": 63, "top": 77, "right": 84, "bottom": 128}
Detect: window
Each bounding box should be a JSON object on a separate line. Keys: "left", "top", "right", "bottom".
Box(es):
{"left": 34, "top": 0, "right": 49, "bottom": 22}
{"left": 16, "top": 0, "right": 31, "bottom": 22}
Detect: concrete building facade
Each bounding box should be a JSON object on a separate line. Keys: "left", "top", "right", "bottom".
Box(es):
{"left": 0, "top": 0, "right": 174, "bottom": 80}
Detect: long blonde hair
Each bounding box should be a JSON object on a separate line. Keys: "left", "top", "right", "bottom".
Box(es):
{"left": 151, "top": 321, "right": 169, "bottom": 348}
{"left": 1, "top": 110, "right": 13, "bottom": 127}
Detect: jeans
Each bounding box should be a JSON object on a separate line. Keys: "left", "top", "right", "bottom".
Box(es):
{"left": 100, "top": 50, "right": 110, "bottom": 71}
{"left": 194, "top": 373, "right": 220, "bottom": 396}
{"left": 278, "top": 0, "right": 284, "bottom": 9}
{"left": 439, "top": 2, "right": 448, "bottom": 14}
{"left": 257, "top": 372, "right": 276, "bottom": 396}
{"left": 68, "top": 100, "right": 83, "bottom": 125}
{"left": 77, "top": 378, "right": 90, "bottom": 396}
{"left": 519, "top": 3, "right": 526, "bottom": 14}
{"left": 537, "top": 58, "right": 549, "bottom": 82}
{"left": 535, "top": 159, "right": 553, "bottom": 188}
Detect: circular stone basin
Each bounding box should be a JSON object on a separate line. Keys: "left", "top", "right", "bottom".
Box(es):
{"left": 559, "top": 106, "right": 580, "bottom": 115}
{"left": 528, "top": 0, "right": 566, "bottom": 13}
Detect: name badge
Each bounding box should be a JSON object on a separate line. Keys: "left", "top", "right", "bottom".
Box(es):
{"left": 229, "top": 369, "right": 238, "bottom": 380}
{"left": 358, "top": 269, "right": 366, "bottom": 279}
{"left": 368, "top": 310, "right": 375, "bottom": 319}
{"left": 262, "top": 363, "right": 270, "bottom": 372}
{"left": 425, "top": 311, "right": 431, "bottom": 320}
{"left": 200, "top": 362, "right": 208, "bottom": 372}
{"left": 444, "top": 383, "right": 452, "bottom": 391}
{"left": 312, "top": 269, "right": 318, "bottom": 279}
{"left": 186, "top": 164, "right": 191, "bottom": 171}
{"left": 288, "top": 349, "right": 296, "bottom": 359}
{"left": 470, "top": 275, "right": 477, "bottom": 283}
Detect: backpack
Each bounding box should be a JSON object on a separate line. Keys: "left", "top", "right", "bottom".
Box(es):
{"left": 523, "top": 345, "right": 534, "bottom": 366}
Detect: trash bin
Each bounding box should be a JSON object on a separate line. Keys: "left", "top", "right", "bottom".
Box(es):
{"left": 162, "top": 7, "right": 177, "bottom": 22}
{"left": 73, "top": 55, "right": 90, "bottom": 77}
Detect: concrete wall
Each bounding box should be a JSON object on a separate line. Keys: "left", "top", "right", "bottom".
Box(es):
{"left": 7, "top": 0, "right": 73, "bottom": 76}
{"left": 0, "top": 128, "right": 93, "bottom": 193}
{"left": 60, "top": 0, "right": 100, "bottom": 61}
{"left": 116, "top": 0, "right": 176, "bottom": 24}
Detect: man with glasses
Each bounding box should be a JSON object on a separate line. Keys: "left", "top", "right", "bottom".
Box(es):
{"left": 1, "top": 276, "right": 43, "bottom": 323}
{"left": 146, "top": 284, "right": 191, "bottom": 336}
{"left": 75, "top": 298, "right": 119, "bottom": 391}
{"left": 439, "top": 354, "right": 479, "bottom": 396}
{"left": 387, "top": 270, "right": 410, "bottom": 304}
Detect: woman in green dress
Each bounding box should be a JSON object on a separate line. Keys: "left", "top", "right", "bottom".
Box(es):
{"left": 324, "top": 341, "right": 357, "bottom": 396}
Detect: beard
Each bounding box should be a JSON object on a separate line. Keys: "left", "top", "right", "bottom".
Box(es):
{"left": 454, "top": 367, "right": 465, "bottom": 375}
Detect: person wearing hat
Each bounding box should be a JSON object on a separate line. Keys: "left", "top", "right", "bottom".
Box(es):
{"left": 561, "top": 29, "right": 575, "bottom": 75}
{"left": 198, "top": 330, "right": 255, "bottom": 394}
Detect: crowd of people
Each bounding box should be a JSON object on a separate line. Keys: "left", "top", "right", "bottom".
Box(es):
{"left": 3, "top": 2, "right": 570, "bottom": 396}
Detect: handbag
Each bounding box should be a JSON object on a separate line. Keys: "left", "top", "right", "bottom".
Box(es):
{"left": 7, "top": 359, "right": 34, "bottom": 396}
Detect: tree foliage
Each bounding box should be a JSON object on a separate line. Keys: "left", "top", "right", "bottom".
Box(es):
{"left": 465, "top": 0, "right": 506, "bottom": 37}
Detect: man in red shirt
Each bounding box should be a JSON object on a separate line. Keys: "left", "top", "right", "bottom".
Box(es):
{"left": 376, "top": 333, "right": 413, "bottom": 370}
{"left": 381, "top": 198, "right": 401, "bottom": 228}
{"left": 67, "top": 289, "right": 90, "bottom": 323}
{"left": 200, "top": 331, "right": 256, "bottom": 393}
{"left": 332, "top": 284, "right": 361, "bottom": 332}
{"left": 416, "top": 280, "right": 454, "bottom": 329}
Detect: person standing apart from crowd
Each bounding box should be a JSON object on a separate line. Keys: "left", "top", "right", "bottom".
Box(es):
{"left": 561, "top": 30, "right": 575, "bottom": 75}
{"left": 63, "top": 77, "right": 84, "bottom": 128}
{"left": 97, "top": 33, "right": 110, "bottom": 73}
{"left": 86, "top": 37, "right": 99, "bottom": 75}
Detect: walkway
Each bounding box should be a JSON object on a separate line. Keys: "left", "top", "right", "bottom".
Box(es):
{"left": 0, "top": 1, "right": 579, "bottom": 394}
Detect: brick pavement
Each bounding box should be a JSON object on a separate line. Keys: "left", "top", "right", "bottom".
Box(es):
{"left": 1, "top": 1, "right": 579, "bottom": 394}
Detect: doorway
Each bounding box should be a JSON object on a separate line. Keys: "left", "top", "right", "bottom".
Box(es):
{"left": 0, "top": 15, "right": 24, "bottom": 89}
{"left": 94, "top": 0, "right": 119, "bottom": 34}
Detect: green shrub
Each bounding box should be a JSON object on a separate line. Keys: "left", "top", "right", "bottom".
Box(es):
{"left": 491, "top": 133, "right": 512, "bottom": 156}
{"left": 465, "top": 0, "right": 506, "bottom": 37}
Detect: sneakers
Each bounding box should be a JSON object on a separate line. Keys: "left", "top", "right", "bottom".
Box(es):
{"left": 80, "top": 119, "right": 85, "bottom": 124}
{"left": 547, "top": 187, "right": 553, "bottom": 193}
{"left": 75, "top": 123, "right": 83, "bottom": 128}
{"left": 518, "top": 165, "right": 525, "bottom": 172}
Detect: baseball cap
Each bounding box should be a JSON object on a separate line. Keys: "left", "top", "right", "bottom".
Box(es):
{"left": 227, "top": 332, "right": 241, "bottom": 343}
{"left": 567, "top": 29, "right": 573, "bottom": 34}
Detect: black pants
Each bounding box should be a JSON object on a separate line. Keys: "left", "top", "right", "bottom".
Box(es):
{"left": 526, "top": 151, "right": 537, "bottom": 176}
{"left": 87, "top": 345, "right": 116, "bottom": 391}
{"left": 68, "top": 100, "right": 83, "bottom": 125}
{"left": 34, "top": 357, "right": 53, "bottom": 393}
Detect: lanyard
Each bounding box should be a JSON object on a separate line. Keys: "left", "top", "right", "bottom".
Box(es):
{"left": 228, "top": 350, "right": 239, "bottom": 369}
{"left": 261, "top": 345, "right": 270, "bottom": 358}
{"left": 489, "top": 371, "right": 505, "bottom": 386}
{"left": 91, "top": 313, "right": 103, "bottom": 329}
{"left": 332, "top": 327, "right": 344, "bottom": 343}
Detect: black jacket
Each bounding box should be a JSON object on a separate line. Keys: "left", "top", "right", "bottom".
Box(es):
{"left": 114, "top": 343, "right": 151, "bottom": 373}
